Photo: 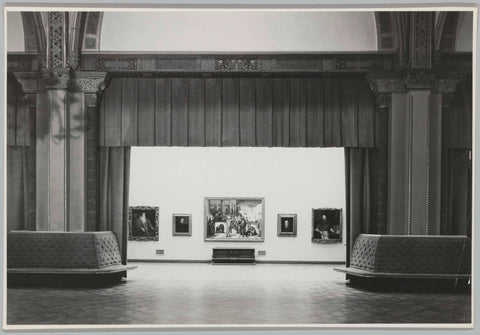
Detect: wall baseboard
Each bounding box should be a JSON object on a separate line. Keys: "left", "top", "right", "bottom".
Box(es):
{"left": 128, "top": 259, "right": 345, "bottom": 265}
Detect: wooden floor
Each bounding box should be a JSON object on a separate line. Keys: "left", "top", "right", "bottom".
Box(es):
{"left": 6, "top": 263, "right": 471, "bottom": 326}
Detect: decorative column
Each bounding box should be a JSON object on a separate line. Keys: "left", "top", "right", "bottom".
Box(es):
{"left": 69, "top": 72, "right": 106, "bottom": 231}
{"left": 367, "top": 74, "right": 406, "bottom": 234}
{"left": 435, "top": 76, "right": 465, "bottom": 234}
{"left": 13, "top": 10, "right": 107, "bottom": 231}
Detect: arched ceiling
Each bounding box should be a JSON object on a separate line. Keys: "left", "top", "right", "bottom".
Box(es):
{"left": 99, "top": 11, "right": 378, "bottom": 52}
{"left": 6, "top": 10, "right": 473, "bottom": 55}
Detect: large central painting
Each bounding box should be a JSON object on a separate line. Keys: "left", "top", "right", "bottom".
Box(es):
{"left": 204, "top": 198, "right": 265, "bottom": 242}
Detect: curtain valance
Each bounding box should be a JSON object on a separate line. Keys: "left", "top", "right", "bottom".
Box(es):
{"left": 99, "top": 77, "right": 376, "bottom": 148}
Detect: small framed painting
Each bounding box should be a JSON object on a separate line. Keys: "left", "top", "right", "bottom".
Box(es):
{"left": 128, "top": 206, "right": 159, "bottom": 241}
{"left": 277, "top": 214, "right": 297, "bottom": 236}
{"left": 312, "top": 208, "right": 342, "bottom": 243}
{"left": 173, "top": 214, "right": 192, "bottom": 236}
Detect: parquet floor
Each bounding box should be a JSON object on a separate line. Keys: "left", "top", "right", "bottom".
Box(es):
{"left": 6, "top": 263, "right": 471, "bottom": 325}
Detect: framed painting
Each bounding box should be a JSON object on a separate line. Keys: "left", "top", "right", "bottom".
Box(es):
{"left": 204, "top": 197, "right": 265, "bottom": 242}
{"left": 128, "top": 206, "right": 159, "bottom": 241}
{"left": 173, "top": 214, "right": 192, "bottom": 236}
{"left": 312, "top": 208, "right": 342, "bottom": 243}
{"left": 277, "top": 214, "right": 297, "bottom": 236}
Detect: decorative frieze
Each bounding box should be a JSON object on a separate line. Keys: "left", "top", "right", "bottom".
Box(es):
{"left": 366, "top": 73, "right": 405, "bottom": 94}
{"left": 410, "top": 12, "right": 434, "bottom": 69}
{"left": 48, "top": 12, "right": 65, "bottom": 68}
{"left": 79, "top": 53, "right": 397, "bottom": 74}
{"left": 70, "top": 71, "right": 107, "bottom": 93}
{"left": 215, "top": 58, "right": 259, "bottom": 71}
{"left": 95, "top": 58, "right": 137, "bottom": 70}
{"left": 403, "top": 72, "right": 434, "bottom": 90}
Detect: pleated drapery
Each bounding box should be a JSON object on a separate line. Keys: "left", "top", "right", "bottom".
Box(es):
{"left": 344, "top": 148, "right": 374, "bottom": 266}
{"left": 99, "top": 77, "right": 376, "bottom": 148}
{"left": 99, "top": 147, "right": 131, "bottom": 264}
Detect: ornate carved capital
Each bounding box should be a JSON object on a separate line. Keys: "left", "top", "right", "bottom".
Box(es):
{"left": 85, "top": 93, "right": 98, "bottom": 107}
{"left": 13, "top": 72, "right": 42, "bottom": 94}
{"left": 403, "top": 71, "right": 434, "bottom": 90}
{"left": 69, "top": 71, "right": 107, "bottom": 93}
{"left": 367, "top": 73, "right": 405, "bottom": 94}
{"left": 39, "top": 68, "right": 71, "bottom": 90}
{"left": 433, "top": 74, "right": 464, "bottom": 94}
{"left": 375, "top": 93, "right": 391, "bottom": 109}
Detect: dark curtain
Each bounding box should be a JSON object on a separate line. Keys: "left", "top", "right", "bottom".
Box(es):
{"left": 7, "top": 147, "right": 32, "bottom": 231}
{"left": 99, "top": 147, "right": 131, "bottom": 264}
{"left": 345, "top": 148, "right": 375, "bottom": 266}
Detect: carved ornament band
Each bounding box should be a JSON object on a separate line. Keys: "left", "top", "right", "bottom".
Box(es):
{"left": 14, "top": 70, "right": 107, "bottom": 93}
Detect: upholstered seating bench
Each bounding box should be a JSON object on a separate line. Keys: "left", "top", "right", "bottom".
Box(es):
{"left": 334, "top": 234, "right": 471, "bottom": 281}
{"left": 7, "top": 231, "right": 136, "bottom": 284}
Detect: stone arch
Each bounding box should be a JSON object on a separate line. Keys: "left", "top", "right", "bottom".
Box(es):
{"left": 374, "top": 12, "right": 398, "bottom": 51}
{"left": 435, "top": 12, "right": 459, "bottom": 51}
{"left": 20, "top": 12, "right": 46, "bottom": 54}
{"left": 81, "top": 12, "right": 104, "bottom": 51}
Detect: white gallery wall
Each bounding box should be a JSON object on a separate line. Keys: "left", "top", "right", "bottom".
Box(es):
{"left": 128, "top": 147, "right": 346, "bottom": 262}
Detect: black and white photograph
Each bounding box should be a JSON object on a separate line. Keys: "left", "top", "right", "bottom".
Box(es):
{"left": 3, "top": 5, "right": 475, "bottom": 330}
{"left": 277, "top": 214, "right": 297, "bottom": 236}
{"left": 129, "top": 206, "right": 159, "bottom": 241}
{"left": 173, "top": 214, "right": 192, "bottom": 236}
{"left": 312, "top": 208, "right": 342, "bottom": 242}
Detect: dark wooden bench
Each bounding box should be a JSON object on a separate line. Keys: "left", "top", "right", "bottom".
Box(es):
{"left": 334, "top": 234, "right": 471, "bottom": 284}
{"left": 212, "top": 248, "right": 255, "bottom": 264}
{"left": 7, "top": 231, "right": 136, "bottom": 285}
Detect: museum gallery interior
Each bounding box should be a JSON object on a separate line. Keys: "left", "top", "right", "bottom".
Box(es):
{"left": 5, "top": 9, "right": 474, "bottom": 326}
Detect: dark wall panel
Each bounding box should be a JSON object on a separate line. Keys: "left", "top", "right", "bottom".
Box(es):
{"left": 221, "top": 78, "right": 240, "bottom": 146}
{"left": 239, "top": 78, "right": 256, "bottom": 147}
{"left": 154, "top": 78, "right": 172, "bottom": 146}
{"left": 256, "top": 78, "right": 273, "bottom": 147}
{"left": 188, "top": 78, "right": 205, "bottom": 146}
{"left": 171, "top": 78, "right": 189, "bottom": 146}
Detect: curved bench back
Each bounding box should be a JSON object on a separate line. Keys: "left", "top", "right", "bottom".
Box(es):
{"left": 8, "top": 231, "right": 122, "bottom": 269}
{"left": 350, "top": 234, "right": 471, "bottom": 275}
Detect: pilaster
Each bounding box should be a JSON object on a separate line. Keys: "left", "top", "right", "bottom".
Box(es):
{"left": 14, "top": 70, "right": 106, "bottom": 231}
